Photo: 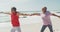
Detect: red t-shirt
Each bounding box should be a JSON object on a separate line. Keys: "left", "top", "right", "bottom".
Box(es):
{"left": 11, "top": 13, "right": 20, "bottom": 27}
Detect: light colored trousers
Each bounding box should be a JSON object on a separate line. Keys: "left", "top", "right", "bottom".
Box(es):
{"left": 11, "top": 27, "right": 21, "bottom": 32}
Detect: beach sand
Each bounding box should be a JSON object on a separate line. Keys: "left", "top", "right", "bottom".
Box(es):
{"left": 0, "top": 23, "right": 60, "bottom": 32}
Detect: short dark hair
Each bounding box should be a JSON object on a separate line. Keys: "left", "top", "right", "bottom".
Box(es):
{"left": 11, "top": 7, "right": 17, "bottom": 11}
{"left": 43, "top": 7, "right": 47, "bottom": 9}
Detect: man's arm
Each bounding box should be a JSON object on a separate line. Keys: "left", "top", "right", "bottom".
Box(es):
{"left": 0, "top": 12, "right": 11, "bottom": 15}
{"left": 51, "top": 13, "right": 60, "bottom": 18}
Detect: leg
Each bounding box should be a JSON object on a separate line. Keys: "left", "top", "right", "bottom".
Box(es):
{"left": 11, "top": 27, "right": 16, "bottom": 32}
{"left": 48, "top": 25, "right": 53, "bottom": 32}
{"left": 41, "top": 25, "right": 47, "bottom": 32}
{"left": 16, "top": 27, "right": 21, "bottom": 32}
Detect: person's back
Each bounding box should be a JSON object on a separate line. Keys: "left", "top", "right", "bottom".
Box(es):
{"left": 11, "top": 12, "right": 20, "bottom": 27}
{"left": 10, "top": 7, "right": 21, "bottom": 32}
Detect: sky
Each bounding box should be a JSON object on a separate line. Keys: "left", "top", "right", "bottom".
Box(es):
{"left": 0, "top": 0, "right": 60, "bottom": 11}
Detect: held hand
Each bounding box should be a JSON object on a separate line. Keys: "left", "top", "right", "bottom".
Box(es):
{"left": 29, "top": 14, "right": 36, "bottom": 16}
{"left": 29, "top": 14, "right": 33, "bottom": 16}
{"left": 24, "top": 14, "right": 32, "bottom": 16}
{"left": 28, "top": 14, "right": 34, "bottom": 16}
{"left": 31, "top": 13, "right": 40, "bottom": 16}
{"left": 25, "top": 14, "right": 35, "bottom": 16}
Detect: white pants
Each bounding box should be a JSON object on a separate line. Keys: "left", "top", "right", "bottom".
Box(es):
{"left": 11, "top": 27, "right": 21, "bottom": 32}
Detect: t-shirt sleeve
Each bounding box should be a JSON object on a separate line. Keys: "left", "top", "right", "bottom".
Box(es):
{"left": 47, "top": 11, "right": 52, "bottom": 15}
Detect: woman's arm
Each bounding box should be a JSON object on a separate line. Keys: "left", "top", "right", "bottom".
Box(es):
{"left": 17, "top": 12, "right": 31, "bottom": 16}
{"left": 0, "top": 12, "right": 11, "bottom": 15}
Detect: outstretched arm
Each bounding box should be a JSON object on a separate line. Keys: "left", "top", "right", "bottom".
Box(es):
{"left": 17, "top": 12, "right": 31, "bottom": 16}
{"left": 51, "top": 13, "right": 60, "bottom": 18}
{"left": 0, "top": 12, "right": 11, "bottom": 15}
{"left": 31, "top": 13, "right": 40, "bottom": 16}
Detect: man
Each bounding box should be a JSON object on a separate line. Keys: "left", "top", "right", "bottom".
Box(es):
{"left": 0, "top": 7, "right": 30, "bottom": 32}
{"left": 31, "top": 7, "right": 60, "bottom": 32}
